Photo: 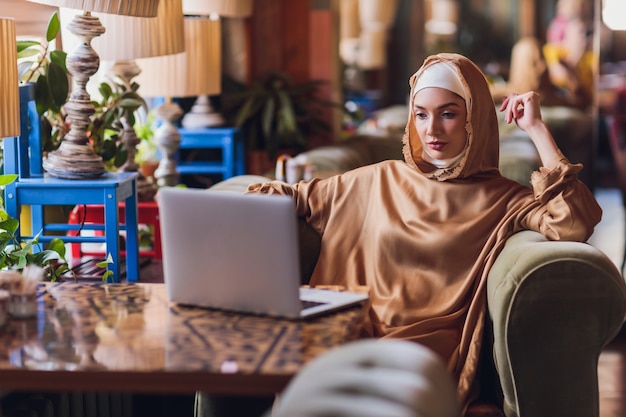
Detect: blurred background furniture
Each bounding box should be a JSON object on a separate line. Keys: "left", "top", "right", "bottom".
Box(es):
{"left": 68, "top": 200, "right": 161, "bottom": 261}
{"left": 176, "top": 126, "right": 245, "bottom": 186}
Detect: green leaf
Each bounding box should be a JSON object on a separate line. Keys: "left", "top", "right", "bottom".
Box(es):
{"left": 47, "top": 238, "right": 66, "bottom": 258}
{"left": 0, "top": 218, "right": 19, "bottom": 234}
{"left": 16, "top": 255, "right": 27, "bottom": 269}
{"left": 119, "top": 98, "right": 143, "bottom": 110}
{"left": 32, "top": 249, "right": 61, "bottom": 264}
{"left": 34, "top": 75, "right": 53, "bottom": 115}
{"left": 99, "top": 82, "right": 113, "bottom": 100}
{"left": 114, "top": 145, "right": 128, "bottom": 167}
{"left": 51, "top": 264, "right": 70, "bottom": 281}
{"left": 234, "top": 96, "right": 259, "bottom": 128}
{"left": 16, "top": 40, "right": 40, "bottom": 53}
{"left": 261, "top": 95, "right": 276, "bottom": 140}
{"left": 0, "top": 234, "right": 13, "bottom": 249}
{"left": 102, "top": 270, "right": 113, "bottom": 283}
{"left": 0, "top": 174, "right": 17, "bottom": 186}
{"left": 276, "top": 90, "right": 297, "bottom": 133}
{"left": 49, "top": 49, "right": 68, "bottom": 73}
{"left": 16, "top": 48, "right": 41, "bottom": 59}
{"left": 47, "top": 62, "right": 69, "bottom": 108}
{"left": 46, "top": 12, "right": 60, "bottom": 43}
{"left": 97, "top": 253, "right": 114, "bottom": 268}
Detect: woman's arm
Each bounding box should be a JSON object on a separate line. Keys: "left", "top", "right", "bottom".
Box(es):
{"left": 500, "top": 91, "right": 563, "bottom": 170}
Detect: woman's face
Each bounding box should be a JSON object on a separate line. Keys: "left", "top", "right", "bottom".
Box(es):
{"left": 412, "top": 87, "right": 468, "bottom": 161}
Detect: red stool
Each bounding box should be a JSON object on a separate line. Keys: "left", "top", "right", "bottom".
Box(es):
{"left": 68, "top": 200, "right": 162, "bottom": 260}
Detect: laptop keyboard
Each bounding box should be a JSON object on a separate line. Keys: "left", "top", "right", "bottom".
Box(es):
{"left": 301, "top": 300, "right": 327, "bottom": 310}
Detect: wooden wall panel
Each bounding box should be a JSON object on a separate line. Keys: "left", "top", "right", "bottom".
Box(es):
{"left": 309, "top": 4, "right": 341, "bottom": 147}
{"left": 249, "top": 0, "right": 284, "bottom": 80}
{"left": 249, "top": 0, "right": 310, "bottom": 83}
{"left": 283, "top": 0, "right": 310, "bottom": 83}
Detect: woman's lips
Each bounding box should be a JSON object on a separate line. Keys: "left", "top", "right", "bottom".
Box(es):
{"left": 427, "top": 141, "right": 446, "bottom": 151}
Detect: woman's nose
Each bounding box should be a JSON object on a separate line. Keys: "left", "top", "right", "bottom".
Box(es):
{"left": 426, "top": 118, "right": 440, "bottom": 136}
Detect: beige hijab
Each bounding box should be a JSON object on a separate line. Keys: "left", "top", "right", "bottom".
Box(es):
{"left": 404, "top": 53, "right": 501, "bottom": 182}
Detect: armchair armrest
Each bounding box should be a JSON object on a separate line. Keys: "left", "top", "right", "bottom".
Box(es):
{"left": 487, "top": 230, "right": 626, "bottom": 417}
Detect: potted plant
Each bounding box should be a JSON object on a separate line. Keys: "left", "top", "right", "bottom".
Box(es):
{"left": 221, "top": 71, "right": 339, "bottom": 173}
{"left": 0, "top": 175, "right": 71, "bottom": 282}
{"left": 89, "top": 76, "right": 148, "bottom": 170}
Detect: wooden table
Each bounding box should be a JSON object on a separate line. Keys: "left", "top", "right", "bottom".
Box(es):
{"left": 0, "top": 282, "right": 367, "bottom": 395}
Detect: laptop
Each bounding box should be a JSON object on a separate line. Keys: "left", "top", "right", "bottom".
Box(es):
{"left": 156, "top": 187, "right": 369, "bottom": 319}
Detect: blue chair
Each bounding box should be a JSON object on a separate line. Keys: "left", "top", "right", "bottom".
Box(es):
{"left": 3, "top": 84, "right": 139, "bottom": 283}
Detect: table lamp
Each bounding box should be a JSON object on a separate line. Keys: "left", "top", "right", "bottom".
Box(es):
{"left": 179, "top": 0, "right": 254, "bottom": 128}
{"left": 177, "top": 14, "right": 222, "bottom": 129}
{"left": 135, "top": 16, "right": 222, "bottom": 186}
{"left": 0, "top": 18, "right": 20, "bottom": 141}
{"left": 60, "top": 0, "right": 185, "bottom": 199}
{"left": 603, "top": 0, "right": 626, "bottom": 30}
{"left": 25, "top": 0, "right": 160, "bottom": 180}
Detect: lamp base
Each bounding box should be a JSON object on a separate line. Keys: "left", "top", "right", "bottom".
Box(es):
{"left": 181, "top": 95, "right": 224, "bottom": 129}
{"left": 44, "top": 11, "right": 106, "bottom": 180}
{"left": 154, "top": 102, "right": 184, "bottom": 187}
{"left": 43, "top": 143, "right": 106, "bottom": 180}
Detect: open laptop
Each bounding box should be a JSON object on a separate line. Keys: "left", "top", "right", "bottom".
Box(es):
{"left": 156, "top": 187, "right": 369, "bottom": 319}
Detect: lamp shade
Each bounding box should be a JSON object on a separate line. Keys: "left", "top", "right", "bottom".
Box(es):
{"left": 0, "top": 18, "right": 20, "bottom": 138}
{"left": 182, "top": 0, "right": 253, "bottom": 17}
{"left": 60, "top": 0, "right": 185, "bottom": 61}
{"left": 355, "top": 0, "right": 399, "bottom": 69}
{"left": 603, "top": 0, "right": 626, "bottom": 31}
{"left": 136, "top": 16, "right": 221, "bottom": 98}
{"left": 25, "top": 0, "right": 160, "bottom": 18}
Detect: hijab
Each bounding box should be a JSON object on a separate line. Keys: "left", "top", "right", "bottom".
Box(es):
{"left": 403, "top": 53, "right": 500, "bottom": 181}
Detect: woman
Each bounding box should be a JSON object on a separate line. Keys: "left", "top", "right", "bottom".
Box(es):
{"left": 247, "top": 53, "right": 601, "bottom": 408}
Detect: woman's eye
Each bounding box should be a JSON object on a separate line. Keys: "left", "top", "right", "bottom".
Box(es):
{"left": 415, "top": 112, "right": 427, "bottom": 120}
{"left": 442, "top": 111, "right": 456, "bottom": 118}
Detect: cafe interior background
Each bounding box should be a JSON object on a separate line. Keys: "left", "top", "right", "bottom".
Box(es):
{"left": 4, "top": 0, "right": 626, "bottom": 187}
{"left": 1, "top": 0, "right": 626, "bottom": 416}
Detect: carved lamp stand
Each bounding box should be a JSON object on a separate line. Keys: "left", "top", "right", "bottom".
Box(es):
{"left": 43, "top": 12, "right": 107, "bottom": 179}
{"left": 153, "top": 100, "right": 183, "bottom": 187}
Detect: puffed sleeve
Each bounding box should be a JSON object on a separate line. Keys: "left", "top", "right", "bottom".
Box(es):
{"left": 520, "top": 157, "right": 602, "bottom": 242}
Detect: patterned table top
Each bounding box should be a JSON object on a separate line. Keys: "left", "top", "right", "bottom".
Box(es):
{"left": 0, "top": 282, "right": 367, "bottom": 395}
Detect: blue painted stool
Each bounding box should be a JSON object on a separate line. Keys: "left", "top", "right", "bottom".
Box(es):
{"left": 176, "top": 127, "right": 245, "bottom": 180}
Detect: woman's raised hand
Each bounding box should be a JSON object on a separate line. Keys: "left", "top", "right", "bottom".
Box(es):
{"left": 500, "top": 91, "right": 544, "bottom": 132}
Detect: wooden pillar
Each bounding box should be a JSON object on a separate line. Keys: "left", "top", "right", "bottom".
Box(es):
{"left": 310, "top": 0, "right": 341, "bottom": 146}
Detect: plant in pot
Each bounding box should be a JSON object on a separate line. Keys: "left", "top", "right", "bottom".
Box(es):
{"left": 0, "top": 175, "right": 71, "bottom": 282}
{"left": 221, "top": 71, "right": 339, "bottom": 174}
{"left": 89, "top": 75, "right": 148, "bottom": 171}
